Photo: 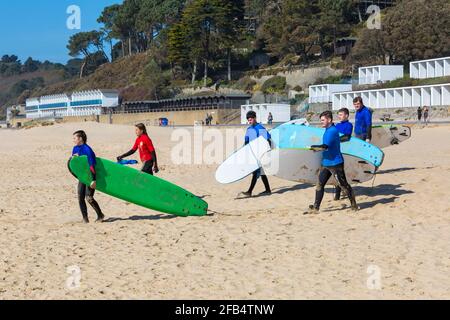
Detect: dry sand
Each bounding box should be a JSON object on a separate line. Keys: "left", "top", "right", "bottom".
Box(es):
{"left": 0, "top": 122, "right": 449, "bottom": 299}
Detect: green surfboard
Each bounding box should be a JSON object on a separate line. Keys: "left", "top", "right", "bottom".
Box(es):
{"left": 68, "top": 156, "right": 208, "bottom": 217}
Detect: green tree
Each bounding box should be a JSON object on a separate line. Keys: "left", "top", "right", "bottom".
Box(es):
{"left": 351, "top": 0, "right": 450, "bottom": 65}
{"left": 261, "top": 0, "right": 320, "bottom": 63}
{"left": 137, "top": 0, "right": 185, "bottom": 49}
{"left": 98, "top": 4, "right": 122, "bottom": 61}
{"left": 168, "top": 0, "right": 245, "bottom": 85}
{"left": 22, "top": 57, "right": 40, "bottom": 73}
{"left": 316, "top": 0, "right": 358, "bottom": 57}
{"left": 67, "top": 31, "right": 108, "bottom": 78}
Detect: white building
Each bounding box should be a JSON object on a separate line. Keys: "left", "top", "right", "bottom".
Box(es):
{"left": 241, "top": 103, "right": 291, "bottom": 125}
{"left": 332, "top": 83, "right": 450, "bottom": 110}
{"left": 25, "top": 98, "right": 40, "bottom": 119}
{"left": 38, "top": 94, "right": 71, "bottom": 118}
{"left": 358, "top": 65, "right": 404, "bottom": 85}
{"left": 309, "top": 84, "right": 353, "bottom": 103}
{"left": 25, "top": 89, "right": 120, "bottom": 119}
{"left": 410, "top": 56, "right": 450, "bottom": 79}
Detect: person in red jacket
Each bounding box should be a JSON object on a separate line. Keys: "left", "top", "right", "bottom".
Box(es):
{"left": 117, "top": 123, "right": 159, "bottom": 175}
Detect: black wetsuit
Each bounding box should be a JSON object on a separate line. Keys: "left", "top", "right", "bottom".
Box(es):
{"left": 314, "top": 164, "right": 356, "bottom": 209}
{"left": 78, "top": 182, "right": 103, "bottom": 220}
{"left": 141, "top": 160, "right": 154, "bottom": 175}
{"left": 248, "top": 170, "right": 271, "bottom": 194}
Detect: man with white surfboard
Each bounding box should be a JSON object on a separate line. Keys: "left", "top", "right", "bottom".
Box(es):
{"left": 239, "top": 111, "right": 272, "bottom": 198}
{"left": 307, "top": 111, "right": 359, "bottom": 214}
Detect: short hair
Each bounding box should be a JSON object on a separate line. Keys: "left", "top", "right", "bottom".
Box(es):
{"left": 73, "top": 130, "right": 87, "bottom": 143}
{"left": 338, "top": 108, "right": 350, "bottom": 116}
{"left": 246, "top": 111, "right": 257, "bottom": 119}
{"left": 320, "top": 111, "right": 333, "bottom": 121}
{"left": 353, "top": 96, "right": 363, "bottom": 104}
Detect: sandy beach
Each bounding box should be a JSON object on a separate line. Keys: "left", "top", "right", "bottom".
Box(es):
{"left": 0, "top": 122, "right": 450, "bottom": 299}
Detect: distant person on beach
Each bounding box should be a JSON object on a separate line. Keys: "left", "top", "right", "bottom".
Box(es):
{"left": 71, "top": 130, "right": 105, "bottom": 224}
{"left": 334, "top": 108, "right": 354, "bottom": 201}
{"left": 117, "top": 123, "right": 159, "bottom": 175}
{"left": 423, "top": 106, "right": 429, "bottom": 125}
{"left": 353, "top": 97, "right": 372, "bottom": 142}
{"left": 239, "top": 111, "right": 272, "bottom": 198}
{"left": 307, "top": 111, "right": 358, "bottom": 214}
{"left": 417, "top": 107, "right": 423, "bottom": 122}
{"left": 268, "top": 112, "right": 273, "bottom": 125}
{"left": 208, "top": 114, "right": 213, "bottom": 126}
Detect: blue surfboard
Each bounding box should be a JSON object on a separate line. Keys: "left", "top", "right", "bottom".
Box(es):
{"left": 271, "top": 124, "right": 385, "bottom": 167}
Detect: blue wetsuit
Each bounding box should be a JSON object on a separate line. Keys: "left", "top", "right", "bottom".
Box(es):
{"left": 336, "top": 121, "right": 353, "bottom": 138}
{"left": 245, "top": 123, "right": 271, "bottom": 145}
{"left": 355, "top": 106, "right": 372, "bottom": 140}
{"left": 72, "top": 144, "right": 97, "bottom": 180}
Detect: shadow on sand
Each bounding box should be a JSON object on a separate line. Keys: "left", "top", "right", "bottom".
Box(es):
{"left": 353, "top": 183, "right": 414, "bottom": 198}
{"left": 234, "top": 183, "right": 313, "bottom": 200}
{"left": 272, "top": 183, "right": 313, "bottom": 195}
{"left": 103, "top": 214, "right": 177, "bottom": 223}
{"left": 322, "top": 183, "right": 414, "bottom": 212}
{"left": 376, "top": 167, "right": 416, "bottom": 175}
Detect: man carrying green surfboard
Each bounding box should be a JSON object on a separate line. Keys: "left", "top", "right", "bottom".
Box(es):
{"left": 71, "top": 130, "right": 105, "bottom": 224}
{"left": 308, "top": 111, "right": 359, "bottom": 214}
{"left": 117, "top": 123, "right": 159, "bottom": 175}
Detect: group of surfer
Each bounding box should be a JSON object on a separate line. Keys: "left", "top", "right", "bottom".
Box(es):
{"left": 71, "top": 123, "right": 158, "bottom": 223}
{"left": 239, "top": 96, "right": 373, "bottom": 214}
{"left": 71, "top": 96, "right": 373, "bottom": 222}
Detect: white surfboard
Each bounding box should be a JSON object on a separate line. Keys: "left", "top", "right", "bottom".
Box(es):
{"left": 371, "top": 125, "right": 411, "bottom": 149}
{"left": 215, "top": 136, "right": 271, "bottom": 184}
{"left": 261, "top": 148, "right": 376, "bottom": 185}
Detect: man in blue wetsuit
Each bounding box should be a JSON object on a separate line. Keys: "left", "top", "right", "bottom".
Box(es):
{"left": 308, "top": 111, "right": 358, "bottom": 214}
{"left": 71, "top": 130, "right": 105, "bottom": 223}
{"left": 334, "top": 107, "right": 353, "bottom": 200}
{"left": 240, "top": 111, "right": 272, "bottom": 198}
{"left": 336, "top": 108, "right": 353, "bottom": 141}
{"left": 353, "top": 97, "right": 372, "bottom": 142}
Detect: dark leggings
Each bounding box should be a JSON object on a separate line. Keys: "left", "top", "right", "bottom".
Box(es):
{"left": 78, "top": 182, "right": 103, "bottom": 218}
{"left": 142, "top": 160, "right": 154, "bottom": 175}
{"left": 248, "top": 170, "right": 271, "bottom": 194}
{"left": 314, "top": 164, "right": 356, "bottom": 210}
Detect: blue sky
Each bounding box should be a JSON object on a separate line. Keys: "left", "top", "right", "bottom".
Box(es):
{"left": 0, "top": 0, "right": 123, "bottom": 64}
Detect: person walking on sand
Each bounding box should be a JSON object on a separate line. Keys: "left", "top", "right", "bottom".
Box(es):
{"left": 208, "top": 113, "right": 213, "bottom": 126}
{"left": 239, "top": 111, "right": 272, "bottom": 198}
{"left": 423, "top": 106, "right": 429, "bottom": 125}
{"left": 268, "top": 112, "right": 273, "bottom": 125}
{"left": 117, "top": 123, "right": 159, "bottom": 175}
{"left": 71, "top": 130, "right": 105, "bottom": 224}
{"left": 353, "top": 97, "right": 372, "bottom": 142}
{"left": 334, "top": 108, "right": 353, "bottom": 201}
{"left": 417, "top": 107, "right": 423, "bottom": 122}
{"left": 306, "top": 111, "right": 358, "bottom": 214}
